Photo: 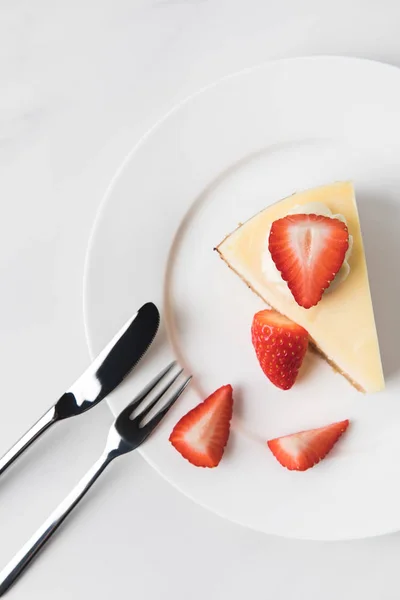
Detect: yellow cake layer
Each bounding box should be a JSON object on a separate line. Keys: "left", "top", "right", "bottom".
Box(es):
{"left": 216, "top": 182, "right": 384, "bottom": 393}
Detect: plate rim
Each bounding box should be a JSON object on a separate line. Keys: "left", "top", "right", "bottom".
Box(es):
{"left": 83, "top": 55, "right": 400, "bottom": 540}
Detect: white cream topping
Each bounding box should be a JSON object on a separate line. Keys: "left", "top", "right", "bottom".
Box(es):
{"left": 262, "top": 202, "right": 353, "bottom": 296}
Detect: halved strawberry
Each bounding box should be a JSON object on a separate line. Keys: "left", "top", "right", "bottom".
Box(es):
{"left": 251, "top": 309, "right": 308, "bottom": 390}
{"left": 268, "top": 419, "right": 349, "bottom": 471}
{"left": 169, "top": 385, "right": 233, "bottom": 468}
{"left": 268, "top": 214, "right": 349, "bottom": 308}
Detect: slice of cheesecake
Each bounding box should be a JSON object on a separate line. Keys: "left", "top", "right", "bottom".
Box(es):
{"left": 215, "top": 182, "right": 384, "bottom": 393}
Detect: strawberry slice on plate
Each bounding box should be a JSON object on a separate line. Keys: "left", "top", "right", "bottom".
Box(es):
{"left": 268, "top": 214, "right": 349, "bottom": 308}
{"left": 251, "top": 309, "right": 308, "bottom": 390}
{"left": 268, "top": 419, "right": 350, "bottom": 471}
{"left": 169, "top": 384, "right": 233, "bottom": 468}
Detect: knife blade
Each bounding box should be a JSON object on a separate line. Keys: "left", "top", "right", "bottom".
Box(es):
{"left": 0, "top": 302, "right": 160, "bottom": 478}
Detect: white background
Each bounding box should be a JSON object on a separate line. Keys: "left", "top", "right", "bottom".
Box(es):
{"left": 1, "top": 1, "right": 400, "bottom": 598}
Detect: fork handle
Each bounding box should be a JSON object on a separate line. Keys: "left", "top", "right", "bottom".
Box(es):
{"left": 0, "top": 407, "right": 57, "bottom": 478}
{"left": 0, "top": 451, "right": 113, "bottom": 596}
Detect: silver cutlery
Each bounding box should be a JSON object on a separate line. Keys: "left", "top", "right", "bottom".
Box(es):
{"left": 0, "top": 361, "right": 191, "bottom": 595}
{"left": 0, "top": 302, "right": 160, "bottom": 478}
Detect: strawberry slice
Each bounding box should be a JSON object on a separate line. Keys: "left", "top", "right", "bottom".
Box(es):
{"left": 169, "top": 385, "right": 233, "bottom": 468}
{"left": 268, "top": 214, "right": 349, "bottom": 308}
{"left": 251, "top": 309, "right": 308, "bottom": 390}
{"left": 268, "top": 419, "right": 349, "bottom": 471}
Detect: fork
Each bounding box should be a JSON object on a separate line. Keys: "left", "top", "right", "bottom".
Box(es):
{"left": 0, "top": 361, "right": 191, "bottom": 596}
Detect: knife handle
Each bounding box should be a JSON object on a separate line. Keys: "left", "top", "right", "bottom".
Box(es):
{"left": 0, "top": 408, "right": 57, "bottom": 477}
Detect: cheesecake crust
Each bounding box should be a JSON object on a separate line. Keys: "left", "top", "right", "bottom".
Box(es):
{"left": 214, "top": 245, "right": 365, "bottom": 393}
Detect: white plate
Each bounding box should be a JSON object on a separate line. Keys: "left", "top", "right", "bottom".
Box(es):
{"left": 84, "top": 56, "right": 400, "bottom": 540}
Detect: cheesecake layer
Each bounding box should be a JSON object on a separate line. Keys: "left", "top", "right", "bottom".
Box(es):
{"left": 216, "top": 182, "right": 385, "bottom": 393}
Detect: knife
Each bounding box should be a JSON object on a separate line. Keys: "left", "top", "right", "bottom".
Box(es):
{"left": 0, "top": 301, "right": 160, "bottom": 478}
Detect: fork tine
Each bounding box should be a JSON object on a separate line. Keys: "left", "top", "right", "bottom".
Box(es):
{"left": 115, "top": 361, "right": 177, "bottom": 424}
{"left": 129, "top": 361, "right": 177, "bottom": 412}
{"left": 141, "top": 375, "right": 192, "bottom": 435}
{"left": 137, "top": 368, "right": 184, "bottom": 421}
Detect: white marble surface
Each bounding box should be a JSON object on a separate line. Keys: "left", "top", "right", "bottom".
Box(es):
{"left": 1, "top": 1, "right": 400, "bottom": 598}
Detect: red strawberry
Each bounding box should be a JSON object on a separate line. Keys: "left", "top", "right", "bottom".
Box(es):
{"left": 268, "top": 214, "right": 349, "bottom": 308}
{"left": 251, "top": 309, "right": 308, "bottom": 390}
{"left": 169, "top": 385, "right": 233, "bottom": 468}
{"left": 268, "top": 419, "right": 349, "bottom": 471}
